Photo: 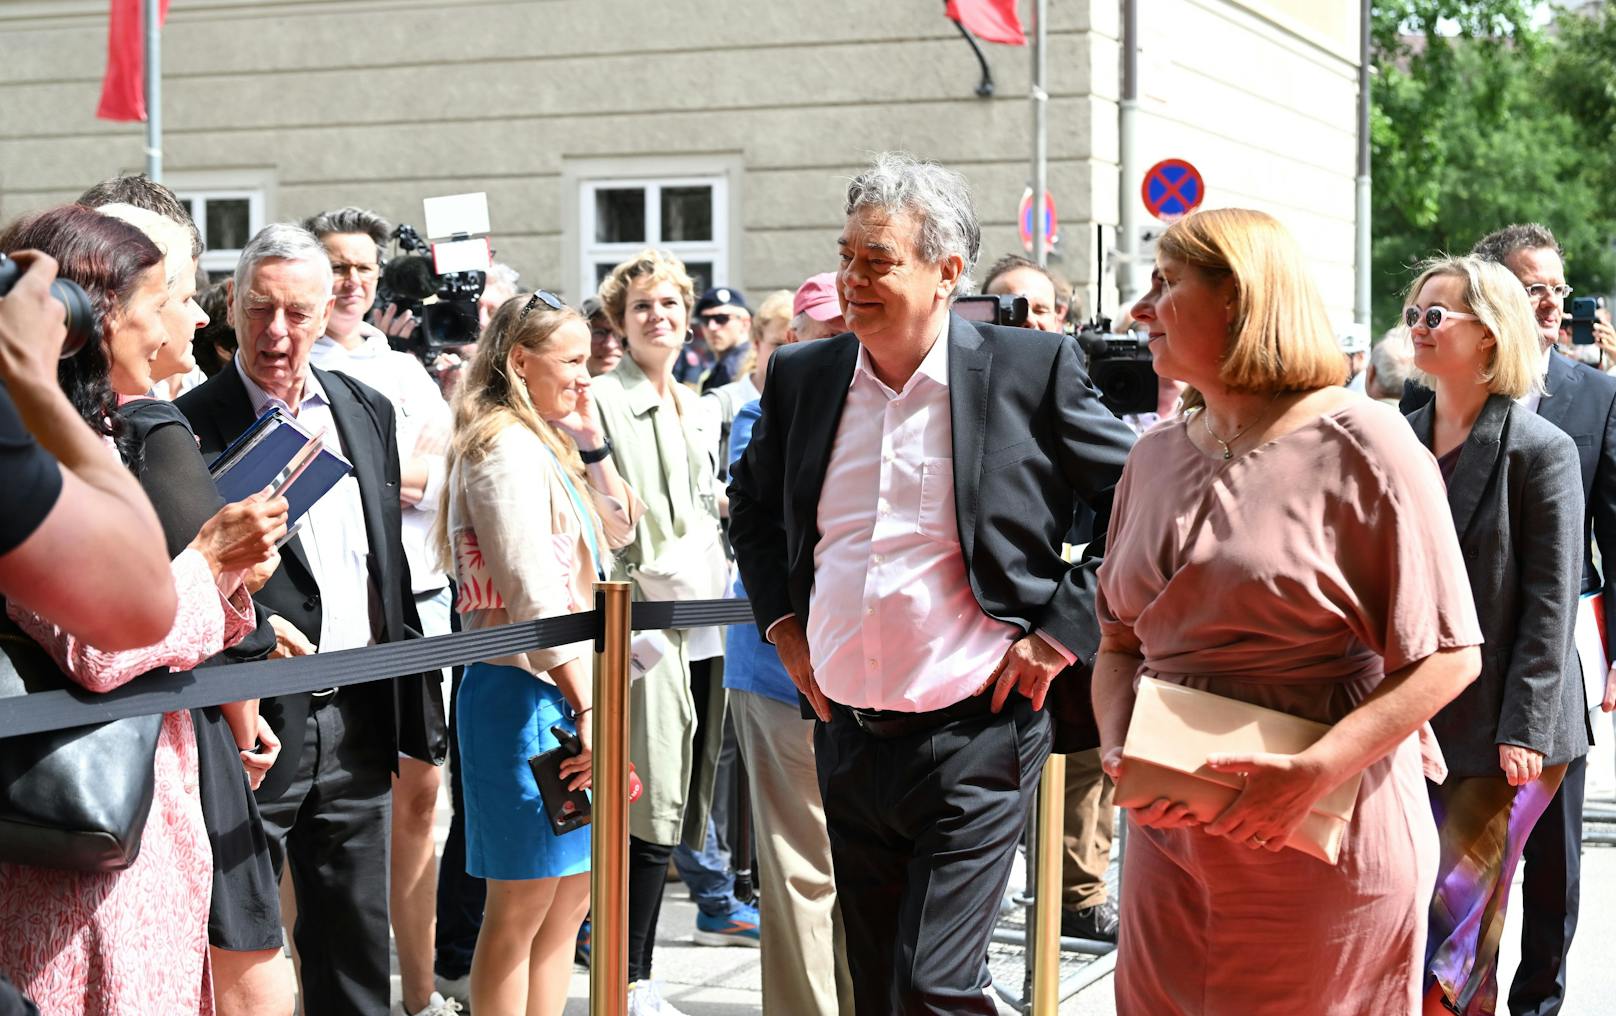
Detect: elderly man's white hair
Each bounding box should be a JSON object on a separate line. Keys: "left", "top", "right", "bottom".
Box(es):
{"left": 96, "top": 202, "right": 192, "bottom": 290}
{"left": 845, "top": 152, "right": 981, "bottom": 296}
{"left": 233, "top": 222, "right": 334, "bottom": 305}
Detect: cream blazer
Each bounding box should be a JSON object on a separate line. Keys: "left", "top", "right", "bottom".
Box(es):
{"left": 445, "top": 422, "right": 643, "bottom": 678}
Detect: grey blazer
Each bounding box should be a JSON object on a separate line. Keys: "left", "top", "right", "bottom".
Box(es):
{"left": 1407, "top": 394, "right": 1589, "bottom": 776}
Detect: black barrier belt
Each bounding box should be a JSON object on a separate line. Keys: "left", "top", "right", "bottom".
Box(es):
{"left": 0, "top": 598, "right": 757, "bottom": 741}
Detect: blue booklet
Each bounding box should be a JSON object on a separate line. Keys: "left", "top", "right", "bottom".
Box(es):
{"left": 208, "top": 407, "right": 353, "bottom": 535}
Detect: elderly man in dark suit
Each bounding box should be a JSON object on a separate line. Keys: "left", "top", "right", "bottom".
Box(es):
{"left": 1402, "top": 222, "right": 1616, "bottom": 1016}
{"left": 177, "top": 224, "right": 444, "bottom": 1016}
{"left": 728, "top": 152, "right": 1135, "bottom": 1015}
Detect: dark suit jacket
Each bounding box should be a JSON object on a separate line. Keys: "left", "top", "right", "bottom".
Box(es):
{"left": 1403, "top": 353, "right": 1616, "bottom": 655}
{"left": 177, "top": 364, "right": 444, "bottom": 801}
{"left": 727, "top": 313, "right": 1136, "bottom": 752}
{"left": 1407, "top": 394, "right": 1589, "bottom": 774}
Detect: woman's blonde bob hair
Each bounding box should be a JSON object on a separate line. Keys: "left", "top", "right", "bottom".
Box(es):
{"left": 1156, "top": 208, "right": 1346, "bottom": 409}
{"left": 1403, "top": 254, "right": 1544, "bottom": 400}
{"left": 596, "top": 248, "right": 694, "bottom": 336}
{"left": 434, "top": 294, "right": 602, "bottom": 569}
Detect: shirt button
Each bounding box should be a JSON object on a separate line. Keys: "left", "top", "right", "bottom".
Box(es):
{"left": 867, "top": 658, "right": 878, "bottom": 668}
{"left": 872, "top": 554, "right": 883, "bottom": 564}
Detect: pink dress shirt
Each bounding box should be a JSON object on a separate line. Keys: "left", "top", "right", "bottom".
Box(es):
{"left": 803, "top": 323, "right": 1072, "bottom": 712}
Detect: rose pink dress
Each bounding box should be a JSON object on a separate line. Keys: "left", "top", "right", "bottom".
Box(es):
{"left": 0, "top": 549, "right": 254, "bottom": 1016}
{"left": 1096, "top": 401, "right": 1483, "bottom": 1016}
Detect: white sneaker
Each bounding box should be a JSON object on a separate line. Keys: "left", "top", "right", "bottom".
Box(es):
{"left": 434, "top": 975, "right": 470, "bottom": 1013}
{"left": 394, "top": 991, "right": 464, "bottom": 1016}
{"left": 627, "top": 980, "right": 689, "bottom": 1016}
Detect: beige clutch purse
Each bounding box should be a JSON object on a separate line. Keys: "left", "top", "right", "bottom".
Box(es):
{"left": 1114, "top": 676, "right": 1363, "bottom": 864}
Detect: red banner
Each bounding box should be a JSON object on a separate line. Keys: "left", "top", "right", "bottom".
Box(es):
{"left": 945, "top": 0, "right": 1026, "bottom": 46}
{"left": 97, "top": 0, "right": 170, "bottom": 122}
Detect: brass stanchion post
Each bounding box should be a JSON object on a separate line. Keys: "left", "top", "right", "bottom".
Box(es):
{"left": 1031, "top": 753, "right": 1067, "bottom": 1014}
{"left": 590, "top": 582, "right": 633, "bottom": 1016}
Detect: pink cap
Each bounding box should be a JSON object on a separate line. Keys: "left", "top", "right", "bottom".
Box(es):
{"left": 793, "top": 272, "right": 840, "bottom": 322}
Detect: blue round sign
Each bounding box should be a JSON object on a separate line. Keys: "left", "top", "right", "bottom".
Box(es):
{"left": 1142, "top": 159, "right": 1205, "bottom": 222}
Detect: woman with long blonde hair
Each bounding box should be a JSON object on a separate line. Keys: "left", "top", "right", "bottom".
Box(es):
{"left": 438, "top": 292, "right": 643, "bottom": 1016}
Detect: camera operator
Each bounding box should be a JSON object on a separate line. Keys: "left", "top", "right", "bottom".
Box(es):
{"left": 981, "top": 254, "right": 1063, "bottom": 334}
{"left": 301, "top": 206, "right": 458, "bottom": 1016}
{"left": 0, "top": 251, "right": 175, "bottom": 645}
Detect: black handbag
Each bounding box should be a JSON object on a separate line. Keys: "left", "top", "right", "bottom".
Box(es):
{"left": 0, "top": 614, "right": 161, "bottom": 872}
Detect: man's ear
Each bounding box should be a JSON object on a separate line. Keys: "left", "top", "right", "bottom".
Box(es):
{"left": 224, "top": 278, "right": 240, "bottom": 332}
{"left": 937, "top": 254, "right": 965, "bottom": 299}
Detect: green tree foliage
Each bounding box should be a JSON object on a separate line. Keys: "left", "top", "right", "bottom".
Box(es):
{"left": 1370, "top": 2, "right": 1616, "bottom": 332}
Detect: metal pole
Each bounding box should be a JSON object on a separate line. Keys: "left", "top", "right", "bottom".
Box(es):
{"left": 142, "top": 0, "right": 161, "bottom": 181}
{"left": 590, "top": 582, "right": 632, "bottom": 1016}
{"left": 1117, "top": 0, "right": 1140, "bottom": 303}
{"left": 1354, "top": 0, "right": 1372, "bottom": 328}
{"left": 1031, "top": 0, "right": 1049, "bottom": 267}
{"left": 1030, "top": 753, "right": 1067, "bottom": 1014}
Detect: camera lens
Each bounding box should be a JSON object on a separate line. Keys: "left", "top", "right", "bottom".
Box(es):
{"left": 0, "top": 254, "right": 98, "bottom": 358}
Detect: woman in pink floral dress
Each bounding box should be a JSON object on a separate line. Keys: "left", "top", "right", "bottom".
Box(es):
{"left": 0, "top": 205, "right": 285, "bottom": 1016}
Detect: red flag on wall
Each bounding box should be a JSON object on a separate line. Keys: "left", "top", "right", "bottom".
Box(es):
{"left": 945, "top": 0, "right": 1026, "bottom": 46}
{"left": 97, "top": 0, "right": 170, "bottom": 122}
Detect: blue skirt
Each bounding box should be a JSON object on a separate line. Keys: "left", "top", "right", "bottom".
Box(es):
{"left": 458, "top": 661, "right": 591, "bottom": 880}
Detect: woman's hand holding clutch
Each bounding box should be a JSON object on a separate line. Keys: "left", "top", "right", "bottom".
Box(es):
{"left": 1201, "top": 750, "right": 1332, "bottom": 851}
{"left": 1105, "top": 745, "right": 1203, "bottom": 830}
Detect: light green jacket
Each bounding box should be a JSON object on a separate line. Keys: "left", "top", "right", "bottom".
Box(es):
{"left": 592, "top": 353, "right": 728, "bottom": 848}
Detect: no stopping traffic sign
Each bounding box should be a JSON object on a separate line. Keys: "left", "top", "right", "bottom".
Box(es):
{"left": 1142, "top": 159, "right": 1204, "bottom": 222}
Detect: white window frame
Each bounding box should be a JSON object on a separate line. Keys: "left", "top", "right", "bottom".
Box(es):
{"left": 174, "top": 188, "right": 267, "bottom": 277}
{"left": 578, "top": 174, "right": 728, "bottom": 299}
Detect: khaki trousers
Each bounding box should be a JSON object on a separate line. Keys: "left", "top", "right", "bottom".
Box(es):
{"left": 1062, "top": 747, "right": 1115, "bottom": 910}
{"left": 729, "top": 691, "right": 854, "bottom": 1016}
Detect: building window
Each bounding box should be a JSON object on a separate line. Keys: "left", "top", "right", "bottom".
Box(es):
{"left": 176, "top": 189, "right": 266, "bottom": 280}
{"left": 579, "top": 176, "right": 726, "bottom": 298}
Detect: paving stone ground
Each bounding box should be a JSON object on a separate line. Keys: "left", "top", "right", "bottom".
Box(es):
{"left": 393, "top": 723, "right": 1616, "bottom": 1014}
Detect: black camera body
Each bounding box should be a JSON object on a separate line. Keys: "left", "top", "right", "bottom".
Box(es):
{"left": 374, "top": 224, "right": 486, "bottom": 360}
{"left": 1076, "top": 318, "right": 1157, "bottom": 416}
{"left": 954, "top": 293, "right": 1029, "bottom": 329}
{"left": 0, "top": 254, "right": 96, "bottom": 358}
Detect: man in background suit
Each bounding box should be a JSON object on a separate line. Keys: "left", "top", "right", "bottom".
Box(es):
{"left": 1402, "top": 222, "right": 1616, "bottom": 1016}
{"left": 178, "top": 224, "right": 443, "bottom": 1016}
{"left": 728, "top": 153, "right": 1135, "bottom": 1014}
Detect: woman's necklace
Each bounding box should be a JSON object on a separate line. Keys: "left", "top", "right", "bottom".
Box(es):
{"left": 1199, "top": 393, "right": 1280, "bottom": 460}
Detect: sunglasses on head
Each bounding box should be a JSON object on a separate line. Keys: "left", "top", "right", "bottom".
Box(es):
{"left": 699, "top": 312, "right": 735, "bottom": 327}
{"left": 517, "top": 289, "right": 566, "bottom": 325}
{"left": 1404, "top": 305, "right": 1480, "bottom": 330}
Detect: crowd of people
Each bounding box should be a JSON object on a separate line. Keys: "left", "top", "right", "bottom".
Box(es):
{"left": 0, "top": 149, "right": 1612, "bottom": 1016}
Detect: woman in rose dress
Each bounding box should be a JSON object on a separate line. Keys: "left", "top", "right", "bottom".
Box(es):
{"left": 0, "top": 205, "right": 285, "bottom": 1016}
{"left": 1091, "top": 208, "right": 1484, "bottom": 1015}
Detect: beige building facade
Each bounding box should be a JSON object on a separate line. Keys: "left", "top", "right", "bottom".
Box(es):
{"left": 0, "top": 0, "right": 1359, "bottom": 320}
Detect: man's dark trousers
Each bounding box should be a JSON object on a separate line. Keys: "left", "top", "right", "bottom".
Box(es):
{"left": 259, "top": 693, "right": 393, "bottom": 1016}
{"left": 816, "top": 695, "right": 1051, "bottom": 1016}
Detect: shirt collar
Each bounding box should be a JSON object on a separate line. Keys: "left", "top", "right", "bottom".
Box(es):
{"left": 234, "top": 351, "right": 329, "bottom": 417}
{"left": 851, "top": 315, "right": 951, "bottom": 395}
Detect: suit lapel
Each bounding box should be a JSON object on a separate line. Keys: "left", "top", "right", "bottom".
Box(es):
{"left": 1447, "top": 394, "right": 1509, "bottom": 539}
{"left": 1537, "top": 352, "right": 1580, "bottom": 429}
{"left": 793, "top": 336, "right": 859, "bottom": 539}
{"left": 317, "top": 369, "right": 389, "bottom": 581}
{"left": 947, "top": 314, "right": 990, "bottom": 558}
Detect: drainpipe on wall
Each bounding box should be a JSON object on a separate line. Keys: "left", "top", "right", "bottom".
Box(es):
{"left": 1117, "top": 0, "right": 1140, "bottom": 305}
{"left": 1356, "top": 0, "right": 1372, "bottom": 330}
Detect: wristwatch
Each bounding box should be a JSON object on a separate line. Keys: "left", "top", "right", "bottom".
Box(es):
{"left": 578, "top": 437, "right": 613, "bottom": 465}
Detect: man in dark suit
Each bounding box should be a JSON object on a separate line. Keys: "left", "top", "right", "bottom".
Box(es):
{"left": 1402, "top": 222, "right": 1616, "bottom": 1016}
{"left": 178, "top": 224, "right": 443, "bottom": 1016}
{"left": 728, "top": 153, "right": 1135, "bottom": 1015}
